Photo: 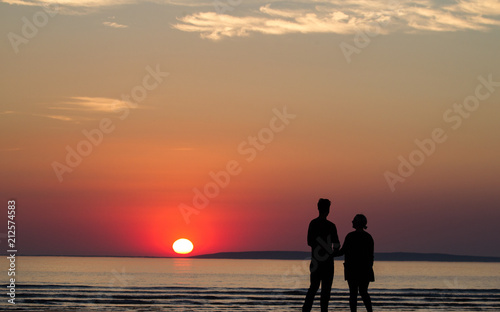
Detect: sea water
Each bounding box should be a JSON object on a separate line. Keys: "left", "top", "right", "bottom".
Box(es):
{"left": 1, "top": 256, "right": 499, "bottom": 311}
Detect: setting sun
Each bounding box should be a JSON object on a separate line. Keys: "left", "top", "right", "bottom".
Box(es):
{"left": 172, "top": 238, "right": 194, "bottom": 255}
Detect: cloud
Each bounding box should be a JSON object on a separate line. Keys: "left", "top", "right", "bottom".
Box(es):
{"left": 453, "top": 0, "right": 500, "bottom": 15}
{"left": 172, "top": 0, "right": 500, "bottom": 40}
{"left": 1, "top": 0, "right": 135, "bottom": 7}
{"left": 32, "top": 114, "right": 78, "bottom": 121}
{"left": 0, "top": 97, "right": 131, "bottom": 124}
{"left": 51, "top": 96, "right": 130, "bottom": 113}
{"left": 36, "top": 96, "right": 133, "bottom": 122}
{"left": 1, "top": 109, "right": 78, "bottom": 122}
{"left": 173, "top": 6, "right": 368, "bottom": 41}
{"left": 0, "top": 111, "right": 16, "bottom": 115}
{"left": 103, "top": 21, "right": 128, "bottom": 28}
{"left": 0, "top": 0, "right": 215, "bottom": 13}
{"left": 3, "top": 0, "right": 499, "bottom": 36}
{"left": 0, "top": 0, "right": 136, "bottom": 15}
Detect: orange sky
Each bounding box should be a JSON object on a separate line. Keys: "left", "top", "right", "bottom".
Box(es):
{"left": 1, "top": 0, "right": 500, "bottom": 257}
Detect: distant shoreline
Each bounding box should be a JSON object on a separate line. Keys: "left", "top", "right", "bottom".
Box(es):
{"left": 192, "top": 251, "right": 500, "bottom": 262}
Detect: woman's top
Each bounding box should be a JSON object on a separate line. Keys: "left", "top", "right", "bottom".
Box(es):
{"left": 340, "top": 230, "right": 374, "bottom": 282}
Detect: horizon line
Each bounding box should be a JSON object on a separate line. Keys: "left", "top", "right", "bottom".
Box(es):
{"left": 3, "top": 251, "right": 500, "bottom": 261}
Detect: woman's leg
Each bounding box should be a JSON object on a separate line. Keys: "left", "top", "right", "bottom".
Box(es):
{"left": 347, "top": 280, "right": 358, "bottom": 312}
{"left": 358, "top": 281, "right": 372, "bottom": 312}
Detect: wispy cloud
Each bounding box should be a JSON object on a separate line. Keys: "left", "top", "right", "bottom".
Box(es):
{"left": 103, "top": 21, "right": 128, "bottom": 28}
{"left": 173, "top": 7, "right": 364, "bottom": 40}
{"left": 3, "top": 0, "right": 499, "bottom": 36}
{"left": 1, "top": 109, "right": 79, "bottom": 122}
{"left": 1, "top": 97, "right": 131, "bottom": 124}
{"left": 51, "top": 96, "right": 129, "bottom": 113}
{"left": 0, "top": 111, "right": 16, "bottom": 115}
{"left": 173, "top": 0, "right": 500, "bottom": 40}
{"left": 453, "top": 0, "right": 500, "bottom": 15}
{"left": 0, "top": 0, "right": 215, "bottom": 13}
{"left": 1, "top": 0, "right": 135, "bottom": 7}
{"left": 32, "top": 113, "right": 78, "bottom": 122}
{"left": 35, "top": 96, "right": 133, "bottom": 122}
{"left": 0, "top": 0, "right": 132, "bottom": 15}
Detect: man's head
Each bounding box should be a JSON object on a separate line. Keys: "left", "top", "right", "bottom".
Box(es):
{"left": 317, "top": 198, "right": 331, "bottom": 217}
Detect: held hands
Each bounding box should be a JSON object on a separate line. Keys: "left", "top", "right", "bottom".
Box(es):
{"left": 332, "top": 242, "right": 343, "bottom": 257}
{"left": 332, "top": 248, "right": 344, "bottom": 257}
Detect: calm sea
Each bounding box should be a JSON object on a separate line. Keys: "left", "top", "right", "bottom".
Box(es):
{"left": 1, "top": 256, "right": 499, "bottom": 311}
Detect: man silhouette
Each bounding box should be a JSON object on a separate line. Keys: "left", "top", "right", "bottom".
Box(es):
{"left": 302, "top": 198, "right": 340, "bottom": 312}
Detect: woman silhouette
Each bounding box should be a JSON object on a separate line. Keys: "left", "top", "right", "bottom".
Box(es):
{"left": 337, "top": 214, "right": 374, "bottom": 312}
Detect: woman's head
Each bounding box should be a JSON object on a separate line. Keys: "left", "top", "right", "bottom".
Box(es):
{"left": 352, "top": 214, "right": 368, "bottom": 230}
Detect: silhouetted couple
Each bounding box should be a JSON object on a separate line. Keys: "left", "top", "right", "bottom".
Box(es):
{"left": 302, "top": 198, "right": 374, "bottom": 312}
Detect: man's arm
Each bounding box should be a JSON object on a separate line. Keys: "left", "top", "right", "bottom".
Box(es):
{"left": 332, "top": 224, "right": 340, "bottom": 251}
{"left": 332, "top": 225, "right": 345, "bottom": 257}
{"left": 307, "top": 221, "right": 314, "bottom": 247}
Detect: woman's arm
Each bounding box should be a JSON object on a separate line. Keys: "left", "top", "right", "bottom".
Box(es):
{"left": 369, "top": 234, "right": 374, "bottom": 266}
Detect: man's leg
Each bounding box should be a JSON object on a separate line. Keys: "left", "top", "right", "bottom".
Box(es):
{"left": 319, "top": 264, "right": 334, "bottom": 312}
{"left": 303, "top": 268, "right": 321, "bottom": 312}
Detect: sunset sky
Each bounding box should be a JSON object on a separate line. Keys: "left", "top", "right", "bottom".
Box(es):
{"left": 1, "top": 0, "right": 499, "bottom": 258}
